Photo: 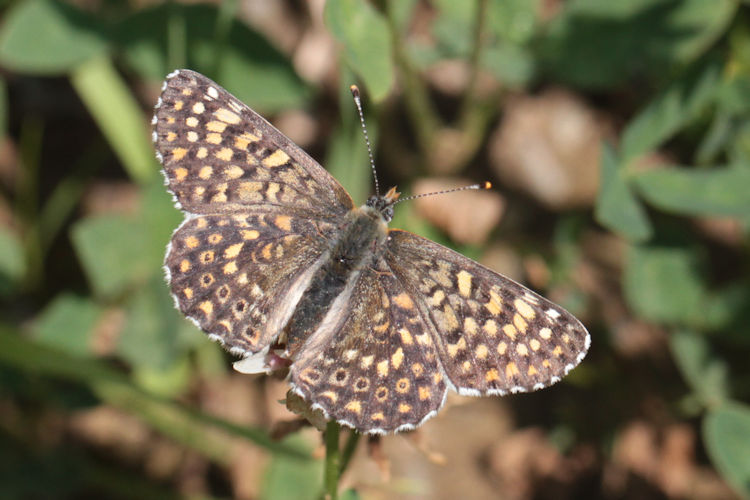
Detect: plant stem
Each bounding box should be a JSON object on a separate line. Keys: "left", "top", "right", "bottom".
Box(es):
{"left": 339, "top": 430, "right": 361, "bottom": 475}
{"left": 384, "top": 0, "right": 440, "bottom": 165}
{"left": 211, "top": 0, "right": 239, "bottom": 78}
{"left": 458, "top": 0, "right": 489, "bottom": 130}
{"left": 167, "top": 1, "right": 187, "bottom": 71}
{"left": 17, "top": 117, "right": 43, "bottom": 291}
{"left": 451, "top": 0, "right": 501, "bottom": 171}
{"left": 323, "top": 421, "right": 341, "bottom": 500}
{"left": 37, "top": 143, "right": 105, "bottom": 258}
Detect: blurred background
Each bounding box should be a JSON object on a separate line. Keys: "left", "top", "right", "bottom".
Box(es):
{"left": 1, "top": 0, "right": 750, "bottom": 498}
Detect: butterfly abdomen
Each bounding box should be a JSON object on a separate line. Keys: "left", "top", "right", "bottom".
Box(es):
{"left": 285, "top": 207, "right": 388, "bottom": 356}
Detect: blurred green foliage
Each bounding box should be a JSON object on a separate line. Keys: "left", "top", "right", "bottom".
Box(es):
{"left": 1, "top": 0, "right": 750, "bottom": 498}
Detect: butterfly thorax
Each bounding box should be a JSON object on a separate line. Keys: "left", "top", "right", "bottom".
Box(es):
{"left": 283, "top": 203, "right": 390, "bottom": 357}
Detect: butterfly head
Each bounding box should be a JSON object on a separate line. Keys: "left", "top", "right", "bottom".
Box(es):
{"left": 365, "top": 186, "right": 400, "bottom": 222}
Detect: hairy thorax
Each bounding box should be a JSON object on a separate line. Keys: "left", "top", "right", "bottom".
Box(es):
{"left": 284, "top": 205, "right": 389, "bottom": 356}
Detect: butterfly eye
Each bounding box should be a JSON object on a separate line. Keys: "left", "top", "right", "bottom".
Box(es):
{"left": 365, "top": 195, "right": 395, "bottom": 221}
{"left": 382, "top": 206, "right": 394, "bottom": 222}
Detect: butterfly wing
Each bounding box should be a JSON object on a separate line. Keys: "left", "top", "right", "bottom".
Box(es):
{"left": 383, "top": 229, "right": 590, "bottom": 396}
{"left": 165, "top": 213, "right": 338, "bottom": 355}
{"left": 153, "top": 69, "right": 354, "bottom": 219}
{"left": 154, "top": 69, "right": 353, "bottom": 355}
{"left": 289, "top": 257, "right": 448, "bottom": 434}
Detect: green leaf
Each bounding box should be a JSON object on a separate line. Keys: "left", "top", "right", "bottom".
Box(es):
{"left": 0, "top": 0, "right": 108, "bottom": 74}
{"left": 703, "top": 403, "right": 750, "bottom": 499}
{"left": 539, "top": 0, "right": 735, "bottom": 90}
{"left": 484, "top": 0, "right": 540, "bottom": 85}
{"left": 670, "top": 330, "right": 728, "bottom": 409}
{"left": 71, "top": 178, "right": 176, "bottom": 298}
{"left": 118, "top": 276, "right": 184, "bottom": 372}
{"left": 70, "top": 214, "right": 154, "bottom": 298}
{"left": 594, "top": 142, "right": 652, "bottom": 241}
{"left": 0, "top": 326, "right": 311, "bottom": 460}
{"left": 715, "top": 73, "right": 750, "bottom": 116}
{"left": 488, "top": 0, "right": 539, "bottom": 45}
{"left": 632, "top": 166, "right": 750, "bottom": 216}
{"left": 116, "top": 4, "right": 309, "bottom": 112}
{"left": 33, "top": 294, "right": 102, "bottom": 357}
{"left": 0, "top": 225, "right": 25, "bottom": 295}
{"left": 623, "top": 244, "right": 706, "bottom": 325}
{"left": 0, "top": 76, "right": 7, "bottom": 137}
{"left": 340, "top": 488, "right": 362, "bottom": 500}
{"left": 70, "top": 56, "right": 158, "bottom": 184}
{"left": 132, "top": 353, "right": 192, "bottom": 398}
{"left": 621, "top": 59, "right": 722, "bottom": 161}
{"left": 324, "top": 0, "right": 394, "bottom": 102}
{"left": 695, "top": 111, "right": 733, "bottom": 164}
{"left": 430, "top": 0, "right": 475, "bottom": 56}
{"left": 702, "top": 283, "right": 750, "bottom": 334}
{"left": 261, "top": 435, "right": 321, "bottom": 500}
{"left": 140, "top": 178, "right": 184, "bottom": 263}
{"left": 482, "top": 43, "right": 535, "bottom": 89}
{"left": 729, "top": 120, "right": 750, "bottom": 166}
{"left": 386, "top": 0, "right": 418, "bottom": 34}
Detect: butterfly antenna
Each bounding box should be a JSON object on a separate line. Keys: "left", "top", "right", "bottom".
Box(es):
{"left": 350, "top": 85, "right": 380, "bottom": 197}
{"left": 394, "top": 182, "right": 492, "bottom": 205}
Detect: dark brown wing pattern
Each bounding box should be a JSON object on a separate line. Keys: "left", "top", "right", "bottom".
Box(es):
{"left": 153, "top": 69, "right": 353, "bottom": 355}
{"left": 289, "top": 258, "right": 448, "bottom": 434}
{"left": 384, "top": 229, "right": 590, "bottom": 397}
{"left": 164, "top": 213, "right": 335, "bottom": 355}
{"left": 153, "top": 69, "right": 354, "bottom": 219}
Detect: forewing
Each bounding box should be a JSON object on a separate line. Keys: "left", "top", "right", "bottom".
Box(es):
{"left": 153, "top": 69, "right": 354, "bottom": 218}
{"left": 384, "top": 230, "right": 590, "bottom": 396}
{"left": 165, "top": 212, "right": 335, "bottom": 355}
{"left": 289, "top": 259, "right": 448, "bottom": 434}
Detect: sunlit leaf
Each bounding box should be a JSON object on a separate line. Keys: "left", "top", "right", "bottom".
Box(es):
{"left": 704, "top": 403, "right": 750, "bottom": 499}
{"left": 71, "top": 178, "right": 178, "bottom": 298}
{"left": 0, "top": 77, "right": 7, "bottom": 137}
{"left": 482, "top": 44, "right": 535, "bottom": 88}
{"left": 70, "top": 56, "right": 158, "bottom": 184}
{"left": 0, "top": 326, "right": 311, "bottom": 460}
{"left": 539, "top": 0, "right": 735, "bottom": 89}
{"left": 71, "top": 214, "right": 153, "bottom": 298}
{"left": 0, "top": 226, "right": 25, "bottom": 295}
{"left": 621, "top": 59, "right": 721, "bottom": 161}
{"left": 633, "top": 166, "right": 750, "bottom": 216}
{"left": 488, "top": 0, "right": 539, "bottom": 45}
{"left": 324, "top": 0, "right": 394, "bottom": 101}
{"left": 0, "top": 0, "right": 108, "bottom": 74}
{"left": 116, "top": 4, "right": 308, "bottom": 112}
{"left": 140, "top": 178, "right": 184, "bottom": 261}
{"left": 118, "top": 276, "right": 182, "bottom": 372}
{"left": 261, "top": 435, "right": 321, "bottom": 500}
{"left": 386, "top": 0, "right": 418, "bottom": 34}
{"left": 33, "top": 294, "right": 102, "bottom": 356}
{"left": 430, "top": 0, "right": 475, "bottom": 56}
{"left": 594, "top": 142, "right": 652, "bottom": 241}
{"left": 670, "top": 330, "right": 728, "bottom": 409}
{"left": 624, "top": 244, "right": 706, "bottom": 325}
{"left": 132, "top": 354, "right": 192, "bottom": 398}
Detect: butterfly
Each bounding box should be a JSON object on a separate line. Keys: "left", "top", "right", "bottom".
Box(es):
{"left": 152, "top": 69, "right": 590, "bottom": 434}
